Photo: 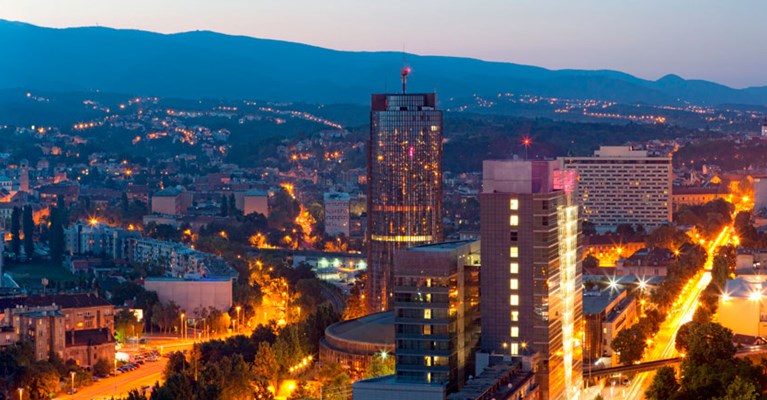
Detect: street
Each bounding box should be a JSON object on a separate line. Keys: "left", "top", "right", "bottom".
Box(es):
{"left": 600, "top": 225, "right": 731, "bottom": 399}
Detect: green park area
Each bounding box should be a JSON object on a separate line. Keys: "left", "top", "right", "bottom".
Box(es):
{"left": 4, "top": 260, "right": 77, "bottom": 290}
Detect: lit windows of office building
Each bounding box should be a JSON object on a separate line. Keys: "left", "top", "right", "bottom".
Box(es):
{"left": 480, "top": 160, "right": 583, "bottom": 400}
{"left": 366, "top": 71, "right": 443, "bottom": 312}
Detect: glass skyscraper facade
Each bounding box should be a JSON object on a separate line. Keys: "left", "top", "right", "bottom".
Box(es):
{"left": 367, "top": 93, "right": 443, "bottom": 312}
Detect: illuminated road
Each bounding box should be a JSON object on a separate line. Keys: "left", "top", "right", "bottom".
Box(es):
{"left": 66, "top": 358, "right": 167, "bottom": 400}
{"left": 604, "top": 226, "right": 731, "bottom": 399}
{"left": 62, "top": 338, "right": 197, "bottom": 400}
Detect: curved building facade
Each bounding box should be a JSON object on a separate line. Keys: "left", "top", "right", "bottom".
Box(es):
{"left": 319, "top": 311, "right": 395, "bottom": 374}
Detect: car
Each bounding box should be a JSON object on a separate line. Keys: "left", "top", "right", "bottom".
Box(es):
{"left": 137, "top": 360, "right": 145, "bottom": 365}
{"left": 67, "top": 388, "right": 78, "bottom": 394}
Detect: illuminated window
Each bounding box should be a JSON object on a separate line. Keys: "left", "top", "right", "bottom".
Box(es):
{"left": 511, "top": 342, "right": 519, "bottom": 355}
{"left": 510, "top": 263, "right": 519, "bottom": 274}
{"left": 423, "top": 325, "right": 432, "bottom": 335}
{"left": 510, "top": 199, "right": 519, "bottom": 210}
{"left": 424, "top": 309, "right": 432, "bottom": 319}
{"left": 511, "top": 327, "right": 519, "bottom": 337}
{"left": 510, "top": 295, "right": 519, "bottom": 306}
{"left": 510, "top": 247, "right": 518, "bottom": 258}
{"left": 424, "top": 356, "right": 432, "bottom": 366}
{"left": 511, "top": 311, "right": 519, "bottom": 321}
{"left": 510, "top": 215, "right": 519, "bottom": 226}
{"left": 510, "top": 279, "right": 519, "bottom": 290}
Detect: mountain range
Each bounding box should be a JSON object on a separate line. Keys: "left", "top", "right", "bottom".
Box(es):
{"left": 2, "top": 19, "right": 766, "bottom": 106}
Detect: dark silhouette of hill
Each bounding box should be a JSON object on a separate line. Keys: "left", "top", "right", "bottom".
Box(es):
{"left": 2, "top": 20, "right": 766, "bottom": 105}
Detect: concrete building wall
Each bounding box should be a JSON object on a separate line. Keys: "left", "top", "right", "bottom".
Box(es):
{"left": 151, "top": 195, "right": 179, "bottom": 215}
{"left": 144, "top": 278, "right": 233, "bottom": 313}
{"left": 754, "top": 177, "right": 767, "bottom": 211}
{"left": 243, "top": 194, "right": 268, "bottom": 216}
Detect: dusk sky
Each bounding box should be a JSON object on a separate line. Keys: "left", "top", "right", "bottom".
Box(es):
{"left": 2, "top": 0, "right": 765, "bottom": 88}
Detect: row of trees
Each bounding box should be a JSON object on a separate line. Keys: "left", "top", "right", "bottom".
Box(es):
{"left": 123, "top": 305, "right": 346, "bottom": 400}
{"left": 647, "top": 322, "right": 765, "bottom": 399}
{"left": 674, "top": 198, "right": 734, "bottom": 239}
{"left": 9, "top": 205, "right": 35, "bottom": 260}
{"left": 0, "top": 342, "right": 111, "bottom": 399}
{"left": 693, "top": 245, "right": 735, "bottom": 324}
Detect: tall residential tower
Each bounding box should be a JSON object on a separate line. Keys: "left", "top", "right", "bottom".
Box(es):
{"left": 367, "top": 76, "right": 443, "bottom": 312}
{"left": 480, "top": 160, "right": 583, "bottom": 400}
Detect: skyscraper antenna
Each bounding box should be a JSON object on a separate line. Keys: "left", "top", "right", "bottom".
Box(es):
{"left": 400, "top": 67, "right": 411, "bottom": 94}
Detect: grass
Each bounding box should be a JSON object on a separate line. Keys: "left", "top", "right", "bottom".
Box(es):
{"left": 4, "top": 260, "right": 78, "bottom": 289}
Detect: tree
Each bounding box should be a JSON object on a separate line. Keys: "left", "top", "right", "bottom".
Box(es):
{"left": 22, "top": 205, "right": 34, "bottom": 259}
{"left": 253, "top": 341, "right": 279, "bottom": 391}
{"left": 684, "top": 322, "right": 736, "bottom": 365}
{"left": 675, "top": 321, "right": 700, "bottom": 353}
{"left": 220, "top": 195, "right": 228, "bottom": 217}
{"left": 164, "top": 352, "right": 189, "bottom": 379}
{"left": 646, "top": 366, "right": 679, "bottom": 400}
{"left": 49, "top": 202, "right": 66, "bottom": 265}
{"left": 93, "top": 358, "right": 111, "bottom": 377}
{"left": 317, "top": 361, "right": 351, "bottom": 400}
{"left": 611, "top": 325, "right": 646, "bottom": 365}
{"left": 115, "top": 309, "right": 144, "bottom": 343}
{"left": 714, "top": 375, "right": 760, "bottom": 400}
{"left": 121, "top": 192, "right": 130, "bottom": 215}
{"left": 153, "top": 372, "right": 193, "bottom": 400}
{"left": 216, "top": 354, "right": 258, "bottom": 400}
{"left": 364, "top": 351, "right": 395, "bottom": 378}
{"left": 583, "top": 254, "right": 599, "bottom": 270}
{"left": 615, "top": 223, "right": 635, "bottom": 237}
{"left": 228, "top": 193, "right": 237, "bottom": 216}
{"left": 19, "top": 361, "right": 60, "bottom": 399}
{"left": 10, "top": 206, "right": 20, "bottom": 259}
{"left": 582, "top": 221, "right": 597, "bottom": 236}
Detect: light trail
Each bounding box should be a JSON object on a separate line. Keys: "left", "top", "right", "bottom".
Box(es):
{"left": 607, "top": 226, "right": 730, "bottom": 399}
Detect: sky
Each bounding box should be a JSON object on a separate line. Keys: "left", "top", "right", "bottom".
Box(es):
{"left": 1, "top": 0, "right": 765, "bottom": 88}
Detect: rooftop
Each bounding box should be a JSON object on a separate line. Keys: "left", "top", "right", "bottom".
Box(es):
{"left": 324, "top": 311, "right": 394, "bottom": 347}
{"left": 0, "top": 293, "right": 112, "bottom": 310}
{"left": 409, "top": 240, "right": 477, "bottom": 252}
{"left": 583, "top": 289, "right": 623, "bottom": 315}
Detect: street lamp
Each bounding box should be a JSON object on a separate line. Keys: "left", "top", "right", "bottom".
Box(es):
{"left": 70, "top": 371, "right": 76, "bottom": 394}
{"left": 180, "top": 313, "right": 186, "bottom": 341}
{"left": 236, "top": 306, "right": 241, "bottom": 332}
{"left": 17, "top": 388, "right": 23, "bottom": 400}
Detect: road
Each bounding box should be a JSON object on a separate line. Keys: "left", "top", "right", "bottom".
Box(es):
{"left": 67, "top": 358, "right": 166, "bottom": 400}
{"left": 602, "top": 226, "right": 731, "bottom": 399}
{"left": 62, "top": 337, "right": 198, "bottom": 400}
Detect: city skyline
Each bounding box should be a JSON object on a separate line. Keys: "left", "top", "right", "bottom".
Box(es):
{"left": 1, "top": 0, "right": 766, "bottom": 88}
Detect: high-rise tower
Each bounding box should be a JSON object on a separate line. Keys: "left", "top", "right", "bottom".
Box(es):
{"left": 366, "top": 71, "right": 443, "bottom": 312}
{"left": 480, "top": 160, "right": 583, "bottom": 400}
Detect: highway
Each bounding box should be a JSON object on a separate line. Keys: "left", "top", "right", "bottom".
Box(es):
{"left": 602, "top": 226, "right": 731, "bottom": 399}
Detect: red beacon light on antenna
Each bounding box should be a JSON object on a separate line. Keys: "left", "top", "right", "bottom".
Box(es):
{"left": 400, "top": 67, "right": 412, "bottom": 93}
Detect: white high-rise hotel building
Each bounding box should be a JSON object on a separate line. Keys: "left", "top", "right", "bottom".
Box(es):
{"left": 559, "top": 146, "right": 672, "bottom": 230}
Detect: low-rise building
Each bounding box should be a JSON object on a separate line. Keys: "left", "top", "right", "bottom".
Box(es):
{"left": 151, "top": 186, "right": 192, "bottom": 215}
{"left": 144, "top": 277, "right": 233, "bottom": 313}
{"left": 672, "top": 185, "right": 728, "bottom": 210}
{"left": 720, "top": 276, "right": 767, "bottom": 337}
{"left": 583, "top": 289, "right": 638, "bottom": 366}
{"left": 617, "top": 247, "right": 675, "bottom": 276}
